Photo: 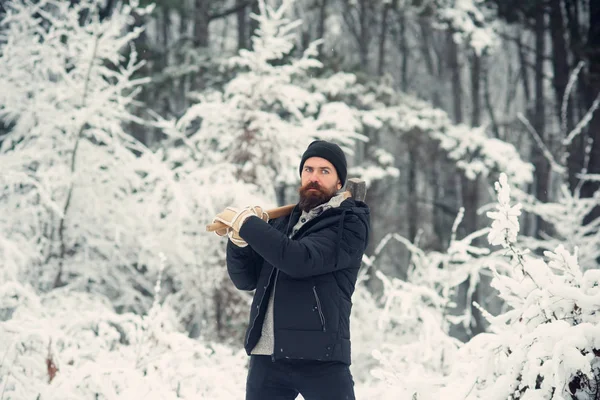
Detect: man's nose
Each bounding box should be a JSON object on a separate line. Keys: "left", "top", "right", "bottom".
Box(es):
{"left": 308, "top": 173, "right": 320, "bottom": 182}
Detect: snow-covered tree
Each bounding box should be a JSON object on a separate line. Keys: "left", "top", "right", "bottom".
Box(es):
{"left": 153, "top": 0, "right": 373, "bottom": 342}
{"left": 510, "top": 74, "right": 600, "bottom": 272}
{"left": 423, "top": 173, "right": 600, "bottom": 400}
{"left": 434, "top": 0, "right": 500, "bottom": 55}
{"left": 435, "top": 123, "right": 534, "bottom": 186}
{"left": 0, "top": 0, "right": 225, "bottom": 332}
{"left": 305, "top": 68, "right": 534, "bottom": 346}
{"left": 306, "top": 72, "right": 402, "bottom": 188}
{"left": 0, "top": 0, "right": 163, "bottom": 302}
{"left": 169, "top": 0, "right": 366, "bottom": 208}
{"left": 307, "top": 71, "right": 532, "bottom": 189}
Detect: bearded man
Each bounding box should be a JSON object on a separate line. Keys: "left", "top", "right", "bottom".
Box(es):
{"left": 213, "top": 140, "right": 370, "bottom": 400}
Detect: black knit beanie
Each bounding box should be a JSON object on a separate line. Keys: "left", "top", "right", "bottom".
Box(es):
{"left": 299, "top": 140, "right": 347, "bottom": 187}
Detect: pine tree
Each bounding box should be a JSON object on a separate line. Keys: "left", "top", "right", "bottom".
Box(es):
{"left": 0, "top": 0, "right": 189, "bottom": 311}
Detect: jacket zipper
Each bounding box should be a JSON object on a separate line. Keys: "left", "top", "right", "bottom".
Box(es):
{"left": 313, "top": 286, "right": 326, "bottom": 332}
{"left": 245, "top": 268, "right": 275, "bottom": 348}
{"left": 271, "top": 270, "right": 280, "bottom": 362}
{"left": 270, "top": 214, "right": 297, "bottom": 360}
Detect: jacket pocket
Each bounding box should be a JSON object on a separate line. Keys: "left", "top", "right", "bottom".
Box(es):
{"left": 312, "top": 286, "right": 326, "bottom": 332}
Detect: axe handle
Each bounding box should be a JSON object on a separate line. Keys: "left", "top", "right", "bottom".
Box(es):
{"left": 205, "top": 190, "right": 352, "bottom": 232}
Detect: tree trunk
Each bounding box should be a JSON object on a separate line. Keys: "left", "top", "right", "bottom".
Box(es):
{"left": 531, "top": 0, "right": 551, "bottom": 238}
{"left": 407, "top": 138, "right": 418, "bottom": 242}
{"left": 178, "top": 4, "right": 190, "bottom": 113}
{"left": 446, "top": 31, "right": 484, "bottom": 340}
{"left": 358, "top": 0, "right": 369, "bottom": 70}
{"left": 193, "top": 0, "right": 210, "bottom": 48}
{"left": 460, "top": 181, "right": 479, "bottom": 243}
{"left": 515, "top": 25, "right": 537, "bottom": 237}
{"left": 563, "top": 0, "right": 587, "bottom": 191}
{"left": 447, "top": 29, "right": 463, "bottom": 124}
{"left": 418, "top": 17, "right": 434, "bottom": 74}
{"left": 397, "top": 7, "right": 408, "bottom": 92}
{"left": 158, "top": 6, "right": 171, "bottom": 141}
{"left": 418, "top": 17, "right": 440, "bottom": 106}
{"left": 459, "top": 48, "right": 486, "bottom": 336}
{"left": 483, "top": 57, "right": 500, "bottom": 138}
{"left": 466, "top": 49, "right": 482, "bottom": 232}
{"left": 377, "top": 0, "right": 392, "bottom": 76}
{"left": 430, "top": 149, "right": 448, "bottom": 249}
{"left": 516, "top": 27, "right": 532, "bottom": 105}
{"left": 161, "top": 8, "right": 169, "bottom": 67}
{"left": 236, "top": 0, "right": 248, "bottom": 50}
{"left": 470, "top": 51, "right": 482, "bottom": 126}
{"left": 564, "top": 0, "right": 583, "bottom": 66}
{"left": 341, "top": 0, "right": 372, "bottom": 72}
{"left": 460, "top": 174, "right": 484, "bottom": 336}
{"left": 549, "top": 0, "right": 572, "bottom": 129}
{"left": 317, "top": 0, "right": 328, "bottom": 59}
{"left": 503, "top": 37, "right": 518, "bottom": 124}
{"left": 580, "top": 0, "right": 600, "bottom": 223}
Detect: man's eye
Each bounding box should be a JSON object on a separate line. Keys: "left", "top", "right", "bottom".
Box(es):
{"left": 322, "top": 170, "right": 329, "bottom": 174}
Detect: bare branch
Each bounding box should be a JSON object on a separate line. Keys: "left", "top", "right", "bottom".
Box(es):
{"left": 574, "top": 136, "right": 595, "bottom": 197}
{"left": 497, "top": 31, "right": 554, "bottom": 62}
{"left": 563, "top": 92, "right": 600, "bottom": 146}
{"left": 576, "top": 172, "right": 600, "bottom": 182}
{"left": 560, "top": 61, "right": 585, "bottom": 135}
{"left": 516, "top": 112, "right": 566, "bottom": 175}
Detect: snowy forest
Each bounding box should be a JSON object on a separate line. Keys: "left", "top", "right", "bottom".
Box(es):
{"left": 1, "top": 0, "right": 599, "bottom": 398}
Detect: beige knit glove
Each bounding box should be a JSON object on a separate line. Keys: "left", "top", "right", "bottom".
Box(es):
{"left": 212, "top": 206, "right": 269, "bottom": 247}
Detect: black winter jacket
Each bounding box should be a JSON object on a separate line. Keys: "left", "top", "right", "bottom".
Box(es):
{"left": 226, "top": 198, "right": 370, "bottom": 365}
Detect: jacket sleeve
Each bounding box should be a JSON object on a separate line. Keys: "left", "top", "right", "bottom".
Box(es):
{"left": 238, "top": 214, "right": 367, "bottom": 279}
{"left": 226, "top": 239, "right": 263, "bottom": 290}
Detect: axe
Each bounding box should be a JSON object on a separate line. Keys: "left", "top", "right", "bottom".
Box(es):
{"left": 205, "top": 177, "right": 367, "bottom": 232}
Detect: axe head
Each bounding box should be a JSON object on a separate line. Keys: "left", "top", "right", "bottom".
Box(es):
{"left": 345, "top": 178, "right": 367, "bottom": 202}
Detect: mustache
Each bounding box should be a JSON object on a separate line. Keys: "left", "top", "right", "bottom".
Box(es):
{"left": 302, "top": 182, "right": 322, "bottom": 192}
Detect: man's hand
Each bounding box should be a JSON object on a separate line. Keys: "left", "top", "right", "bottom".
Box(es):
{"left": 212, "top": 206, "right": 269, "bottom": 247}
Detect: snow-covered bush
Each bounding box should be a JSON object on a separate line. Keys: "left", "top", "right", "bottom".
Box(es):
{"left": 354, "top": 204, "right": 518, "bottom": 398}
{"left": 515, "top": 183, "right": 600, "bottom": 271}
{"left": 425, "top": 173, "right": 600, "bottom": 400}
{"left": 358, "top": 167, "right": 599, "bottom": 399}
{"left": 0, "top": 268, "right": 248, "bottom": 399}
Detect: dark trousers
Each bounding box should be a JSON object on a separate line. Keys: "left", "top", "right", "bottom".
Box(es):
{"left": 246, "top": 355, "right": 356, "bottom": 400}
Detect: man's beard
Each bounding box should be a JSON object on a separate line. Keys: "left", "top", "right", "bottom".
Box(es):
{"left": 298, "top": 181, "right": 337, "bottom": 212}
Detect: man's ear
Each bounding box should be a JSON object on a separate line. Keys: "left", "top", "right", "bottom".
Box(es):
{"left": 337, "top": 181, "right": 342, "bottom": 191}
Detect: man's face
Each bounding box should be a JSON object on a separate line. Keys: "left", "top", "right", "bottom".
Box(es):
{"left": 298, "top": 157, "right": 342, "bottom": 212}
